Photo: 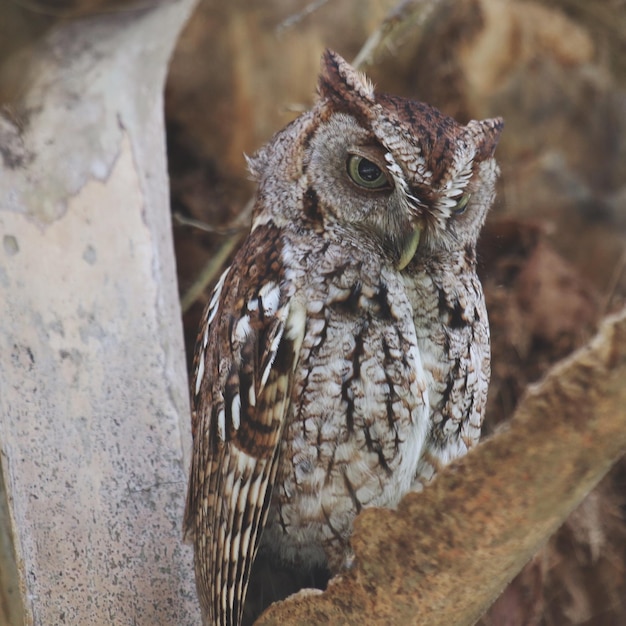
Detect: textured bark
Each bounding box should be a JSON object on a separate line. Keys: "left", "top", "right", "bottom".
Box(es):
{"left": 256, "top": 309, "right": 626, "bottom": 625}
{"left": 0, "top": 2, "right": 200, "bottom": 624}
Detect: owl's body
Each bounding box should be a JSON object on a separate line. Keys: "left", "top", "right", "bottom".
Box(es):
{"left": 261, "top": 221, "right": 430, "bottom": 573}
{"left": 185, "top": 51, "right": 502, "bottom": 626}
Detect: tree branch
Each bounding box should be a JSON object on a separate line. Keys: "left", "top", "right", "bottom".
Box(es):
{"left": 0, "top": 2, "right": 200, "bottom": 623}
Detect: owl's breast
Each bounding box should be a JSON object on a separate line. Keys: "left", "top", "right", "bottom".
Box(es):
{"left": 402, "top": 258, "right": 490, "bottom": 485}
{"left": 262, "top": 241, "right": 430, "bottom": 571}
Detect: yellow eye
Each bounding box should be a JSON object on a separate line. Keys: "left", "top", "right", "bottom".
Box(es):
{"left": 347, "top": 155, "right": 390, "bottom": 190}
{"left": 453, "top": 193, "right": 471, "bottom": 215}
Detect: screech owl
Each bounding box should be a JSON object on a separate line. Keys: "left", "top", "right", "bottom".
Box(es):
{"left": 184, "top": 50, "right": 503, "bottom": 626}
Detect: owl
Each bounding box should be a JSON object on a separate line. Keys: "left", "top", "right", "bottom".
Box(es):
{"left": 184, "top": 50, "right": 503, "bottom": 626}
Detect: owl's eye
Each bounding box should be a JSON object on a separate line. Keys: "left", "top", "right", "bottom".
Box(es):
{"left": 453, "top": 193, "right": 471, "bottom": 215}
{"left": 346, "top": 155, "right": 390, "bottom": 190}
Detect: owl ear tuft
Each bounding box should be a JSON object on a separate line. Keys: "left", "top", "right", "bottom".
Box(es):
{"left": 466, "top": 117, "right": 504, "bottom": 160}
{"left": 318, "top": 49, "right": 376, "bottom": 108}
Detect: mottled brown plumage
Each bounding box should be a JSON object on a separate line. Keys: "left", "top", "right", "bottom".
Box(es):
{"left": 184, "top": 50, "right": 503, "bottom": 626}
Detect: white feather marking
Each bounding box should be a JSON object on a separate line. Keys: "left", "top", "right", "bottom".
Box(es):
{"left": 208, "top": 285, "right": 220, "bottom": 311}
{"left": 440, "top": 149, "right": 475, "bottom": 202}
{"left": 248, "top": 384, "right": 256, "bottom": 407}
{"left": 202, "top": 317, "right": 210, "bottom": 350}
{"left": 217, "top": 407, "right": 226, "bottom": 441}
{"left": 250, "top": 212, "right": 272, "bottom": 232}
{"left": 307, "top": 317, "right": 326, "bottom": 343}
{"left": 406, "top": 193, "right": 424, "bottom": 207}
{"left": 207, "top": 269, "right": 228, "bottom": 326}
{"left": 384, "top": 153, "right": 409, "bottom": 192}
{"left": 307, "top": 299, "right": 325, "bottom": 314}
{"left": 260, "top": 325, "right": 285, "bottom": 390}
{"left": 236, "top": 448, "right": 256, "bottom": 472}
{"left": 258, "top": 281, "right": 281, "bottom": 317}
{"left": 436, "top": 158, "right": 474, "bottom": 212}
{"left": 287, "top": 305, "right": 306, "bottom": 341}
{"left": 233, "top": 315, "right": 252, "bottom": 344}
{"left": 384, "top": 152, "right": 404, "bottom": 177}
{"left": 286, "top": 301, "right": 307, "bottom": 354}
{"left": 207, "top": 303, "right": 219, "bottom": 326}
{"left": 391, "top": 338, "right": 430, "bottom": 498}
{"left": 237, "top": 470, "right": 266, "bottom": 581}
{"left": 194, "top": 352, "right": 205, "bottom": 396}
{"left": 231, "top": 394, "right": 241, "bottom": 430}
{"left": 384, "top": 147, "right": 431, "bottom": 182}
{"left": 221, "top": 451, "right": 255, "bottom": 611}
{"left": 208, "top": 267, "right": 229, "bottom": 312}
{"left": 438, "top": 197, "right": 458, "bottom": 209}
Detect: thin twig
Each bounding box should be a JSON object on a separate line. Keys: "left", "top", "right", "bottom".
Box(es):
{"left": 275, "top": 0, "right": 332, "bottom": 34}
{"left": 173, "top": 212, "right": 246, "bottom": 236}
{"left": 179, "top": 199, "right": 254, "bottom": 313}
{"left": 352, "top": 0, "right": 443, "bottom": 70}
{"left": 180, "top": 234, "right": 241, "bottom": 314}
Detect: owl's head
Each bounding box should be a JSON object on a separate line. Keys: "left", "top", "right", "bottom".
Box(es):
{"left": 249, "top": 50, "right": 503, "bottom": 269}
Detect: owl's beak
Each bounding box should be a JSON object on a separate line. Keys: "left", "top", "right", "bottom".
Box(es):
{"left": 396, "top": 225, "right": 421, "bottom": 270}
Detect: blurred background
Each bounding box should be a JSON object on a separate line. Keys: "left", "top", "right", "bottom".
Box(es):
{"left": 1, "top": 0, "right": 625, "bottom": 623}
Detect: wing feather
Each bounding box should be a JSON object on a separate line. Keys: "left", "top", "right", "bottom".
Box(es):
{"left": 184, "top": 224, "right": 300, "bottom": 626}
